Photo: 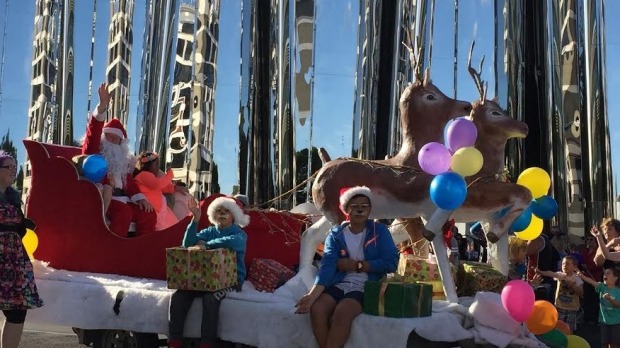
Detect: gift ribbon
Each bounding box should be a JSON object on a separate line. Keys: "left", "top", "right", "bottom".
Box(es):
{"left": 378, "top": 283, "right": 388, "bottom": 317}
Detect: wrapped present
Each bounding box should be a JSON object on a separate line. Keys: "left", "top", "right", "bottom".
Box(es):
{"left": 397, "top": 254, "right": 456, "bottom": 282}
{"left": 417, "top": 280, "right": 446, "bottom": 301}
{"left": 456, "top": 261, "right": 507, "bottom": 296}
{"left": 248, "top": 258, "right": 295, "bottom": 292}
{"left": 166, "top": 247, "right": 237, "bottom": 291}
{"left": 363, "top": 281, "right": 432, "bottom": 318}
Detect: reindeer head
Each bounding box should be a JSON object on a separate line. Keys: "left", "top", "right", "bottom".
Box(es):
{"left": 399, "top": 30, "right": 472, "bottom": 139}
{"left": 467, "top": 42, "right": 528, "bottom": 140}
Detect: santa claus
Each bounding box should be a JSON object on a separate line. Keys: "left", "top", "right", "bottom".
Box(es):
{"left": 82, "top": 83, "right": 156, "bottom": 237}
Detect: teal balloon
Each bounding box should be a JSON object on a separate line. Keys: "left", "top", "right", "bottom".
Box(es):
{"left": 82, "top": 155, "right": 108, "bottom": 183}
{"left": 539, "top": 329, "right": 568, "bottom": 348}
{"left": 430, "top": 172, "right": 467, "bottom": 210}
{"left": 511, "top": 206, "right": 533, "bottom": 232}
{"left": 531, "top": 195, "right": 558, "bottom": 220}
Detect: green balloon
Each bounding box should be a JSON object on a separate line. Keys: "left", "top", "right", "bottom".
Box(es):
{"left": 539, "top": 329, "right": 568, "bottom": 348}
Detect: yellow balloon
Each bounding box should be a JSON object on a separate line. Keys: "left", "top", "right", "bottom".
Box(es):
{"left": 450, "top": 147, "right": 484, "bottom": 177}
{"left": 515, "top": 216, "right": 544, "bottom": 241}
{"left": 22, "top": 229, "right": 38, "bottom": 260}
{"left": 517, "top": 167, "right": 550, "bottom": 199}
{"left": 566, "top": 335, "right": 590, "bottom": 348}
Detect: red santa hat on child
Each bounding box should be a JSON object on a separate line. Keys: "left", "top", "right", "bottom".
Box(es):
{"left": 207, "top": 197, "right": 251, "bottom": 228}
{"left": 103, "top": 119, "right": 128, "bottom": 143}
{"left": 339, "top": 186, "right": 374, "bottom": 212}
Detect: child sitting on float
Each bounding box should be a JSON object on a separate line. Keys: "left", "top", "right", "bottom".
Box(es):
{"left": 168, "top": 196, "right": 248, "bottom": 348}
{"left": 295, "top": 186, "right": 398, "bottom": 348}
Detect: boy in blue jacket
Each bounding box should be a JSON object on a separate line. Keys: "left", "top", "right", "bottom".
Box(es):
{"left": 168, "top": 197, "right": 249, "bottom": 348}
{"left": 295, "top": 186, "right": 398, "bottom": 348}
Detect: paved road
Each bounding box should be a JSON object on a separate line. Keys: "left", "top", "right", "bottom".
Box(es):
{"left": 4, "top": 322, "right": 83, "bottom": 348}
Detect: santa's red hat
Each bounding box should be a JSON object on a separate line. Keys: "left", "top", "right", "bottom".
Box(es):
{"left": 207, "top": 197, "right": 250, "bottom": 228}
{"left": 339, "top": 186, "right": 374, "bottom": 211}
{"left": 103, "top": 119, "right": 128, "bottom": 140}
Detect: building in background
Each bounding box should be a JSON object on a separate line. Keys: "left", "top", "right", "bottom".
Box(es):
{"left": 105, "top": 0, "right": 134, "bottom": 126}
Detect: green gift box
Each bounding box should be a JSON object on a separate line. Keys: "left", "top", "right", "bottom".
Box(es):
{"left": 166, "top": 247, "right": 237, "bottom": 291}
{"left": 363, "top": 281, "right": 433, "bottom": 318}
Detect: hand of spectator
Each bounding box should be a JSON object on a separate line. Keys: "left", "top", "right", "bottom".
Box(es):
{"left": 529, "top": 273, "right": 543, "bottom": 287}
{"left": 97, "top": 83, "right": 111, "bottom": 112}
{"left": 611, "top": 237, "right": 620, "bottom": 247}
{"left": 337, "top": 258, "right": 357, "bottom": 272}
{"left": 136, "top": 199, "right": 153, "bottom": 212}
{"left": 295, "top": 294, "right": 317, "bottom": 314}
{"left": 188, "top": 244, "right": 206, "bottom": 251}
{"left": 603, "top": 293, "right": 613, "bottom": 301}
{"left": 188, "top": 199, "right": 202, "bottom": 221}
{"left": 590, "top": 226, "right": 601, "bottom": 237}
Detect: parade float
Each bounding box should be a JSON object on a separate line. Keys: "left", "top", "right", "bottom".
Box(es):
{"left": 19, "top": 47, "right": 591, "bottom": 348}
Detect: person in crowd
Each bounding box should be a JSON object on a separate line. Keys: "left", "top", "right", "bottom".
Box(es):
{"left": 536, "top": 255, "right": 584, "bottom": 332}
{"left": 580, "top": 234, "right": 604, "bottom": 324}
{"left": 0, "top": 151, "right": 44, "bottom": 348}
{"left": 576, "top": 267, "right": 620, "bottom": 348}
{"left": 133, "top": 151, "right": 186, "bottom": 230}
{"left": 528, "top": 227, "right": 561, "bottom": 302}
{"left": 81, "top": 83, "right": 156, "bottom": 236}
{"left": 295, "top": 186, "right": 398, "bottom": 348}
{"left": 233, "top": 194, "right": 249, "bottom": 209}
{"left": 550, "top": 225, "right": 568, "bottom": 258}
{"left": 168, "top": 197, "right": 248, "bottom": 348}
{"left": 508, "top": 235, "right": 528, "bottom": 280}
{"left": 594, "top": 218, "right": 620, "bottom": 268}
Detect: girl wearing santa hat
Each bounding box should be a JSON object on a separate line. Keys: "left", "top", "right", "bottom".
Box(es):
{"left": 295, "top": 186, "right": 398, "bottom": 348}
{"left": 168, "top": 197, "right": 248, "bottom": 348}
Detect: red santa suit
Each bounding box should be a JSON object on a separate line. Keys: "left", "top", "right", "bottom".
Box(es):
{"left": 82, "top": 108, "right": 156, "bottom": 237}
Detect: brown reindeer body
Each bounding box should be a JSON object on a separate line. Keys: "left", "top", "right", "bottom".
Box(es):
{"left": 312, "top": 80, "right": 472, "bottom": 225}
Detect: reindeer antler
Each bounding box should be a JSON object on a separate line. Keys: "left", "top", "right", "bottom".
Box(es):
{"left": 403, "top": 25, "right": 423, "bottom": 82}
{"left": 467, "top": 41, "right": 487, "bottom": 102}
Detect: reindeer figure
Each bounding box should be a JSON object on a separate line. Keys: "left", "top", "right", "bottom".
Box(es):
{"left": 298, "top": 35, "right": 472, "bottom": 268}
{"left": 451, "top": 43, "right": 533, "bottom": 246}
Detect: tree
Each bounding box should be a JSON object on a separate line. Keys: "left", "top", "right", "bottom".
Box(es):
{"left": 295, "top": 147, "right": 323, "bottom": 204}
{"left": 0, "top": 130, "right": 22, "bottom": 190}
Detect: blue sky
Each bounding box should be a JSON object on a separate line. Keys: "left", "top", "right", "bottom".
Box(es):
{"left": 0, "top": 0, "right": 618, "bottom": 196}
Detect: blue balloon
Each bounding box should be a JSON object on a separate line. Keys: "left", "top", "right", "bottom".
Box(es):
{"left": 510, "top": 206, "right": 532, "bottom": 232}
{"left": 82, "top": 155, "right": 108, "bottom": 183}
{"left": 430, "top": 172, "right": 467, "bottom": 210}
{"left": 530, "top": 195, "right": 558, "bottom": 220}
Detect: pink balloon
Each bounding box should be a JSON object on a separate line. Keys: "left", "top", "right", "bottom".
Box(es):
{"left": 501, "top": 280, "right": 535, "bottom": 322}
{"left": 447, "top": 118, "right": 478, "bottom": 152}
{"left": 418, "top": 142, "right": 452, "bottom": 175}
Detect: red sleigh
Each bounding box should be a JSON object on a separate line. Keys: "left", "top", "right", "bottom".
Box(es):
{"left": 24, "top": 140, "right": 306, "bottom": 280}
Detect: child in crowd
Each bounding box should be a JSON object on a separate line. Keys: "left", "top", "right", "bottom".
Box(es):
{"left": 576, "top": 267, "right": 620, "bottom": 348}
{"left": 508, "top": 235, "right": 528, "bottom": 280}
{"left": 168, "top": 197, "right": 249, "bottom": 348}
{"left": 536, "top": 255, "right": 584, "bottom": 332}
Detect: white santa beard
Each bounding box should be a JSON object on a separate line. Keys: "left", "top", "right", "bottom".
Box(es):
{"left": 100, "top": 138, "right": 133, "bottom": 189}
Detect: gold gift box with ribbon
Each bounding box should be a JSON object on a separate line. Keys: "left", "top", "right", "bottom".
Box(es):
{"left": 165, "top": 247, "right": 237, "bottom": 291}
{"left": 363, "top": 281, "right": 433, "bottom": 318}
{"left": 397, "top": 254, "right": 456, "bottom": 282}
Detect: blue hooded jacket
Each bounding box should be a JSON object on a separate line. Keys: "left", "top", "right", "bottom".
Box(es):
{"left": 315, "top": 220, "right": 398, "bottom": 287}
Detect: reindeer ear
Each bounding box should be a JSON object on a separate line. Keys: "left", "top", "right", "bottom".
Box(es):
{"left": 423, "top": 68, "right": 430, "bottom": 86}
{"left": 492, "top": 96, "right": 499, "bottom": 103}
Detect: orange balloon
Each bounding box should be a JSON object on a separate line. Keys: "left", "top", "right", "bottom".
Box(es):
{"left": 555, "top": 320, "right": 572, "bottom": 335}
{"left": 525, "top": 300, "right": 558, "bottom": 335}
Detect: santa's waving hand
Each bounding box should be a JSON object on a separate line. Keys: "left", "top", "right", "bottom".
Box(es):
{"left": 82, "top": 82, "right": 156, "bottom": 237}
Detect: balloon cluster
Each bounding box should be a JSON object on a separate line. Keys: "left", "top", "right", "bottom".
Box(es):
{"left": 499, "top": 167, "right": 558, "bottom": 241}
{"left": 501, "top": 280, "right": 590, "bottom": 347}
{"left": 418, "top": 118, "right": 482, "bottom": 210}
{"left": 82, "top": 154, "right": 108, "bottom": 183}
{"left": 22, "top": 228, "right": 38, "bottom": 260}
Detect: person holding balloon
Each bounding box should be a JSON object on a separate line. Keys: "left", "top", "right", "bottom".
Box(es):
{"left": 81, "top": 83, "right": 156, "bottom": 237}
{"left": 575, "top": 265, "right": 620, "bottom": 347}
{"left": 0, "top": 151, "right": 44, "bottom": 348}
{"left": 536, "top": 255, "right": 584, "bottom": 332}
